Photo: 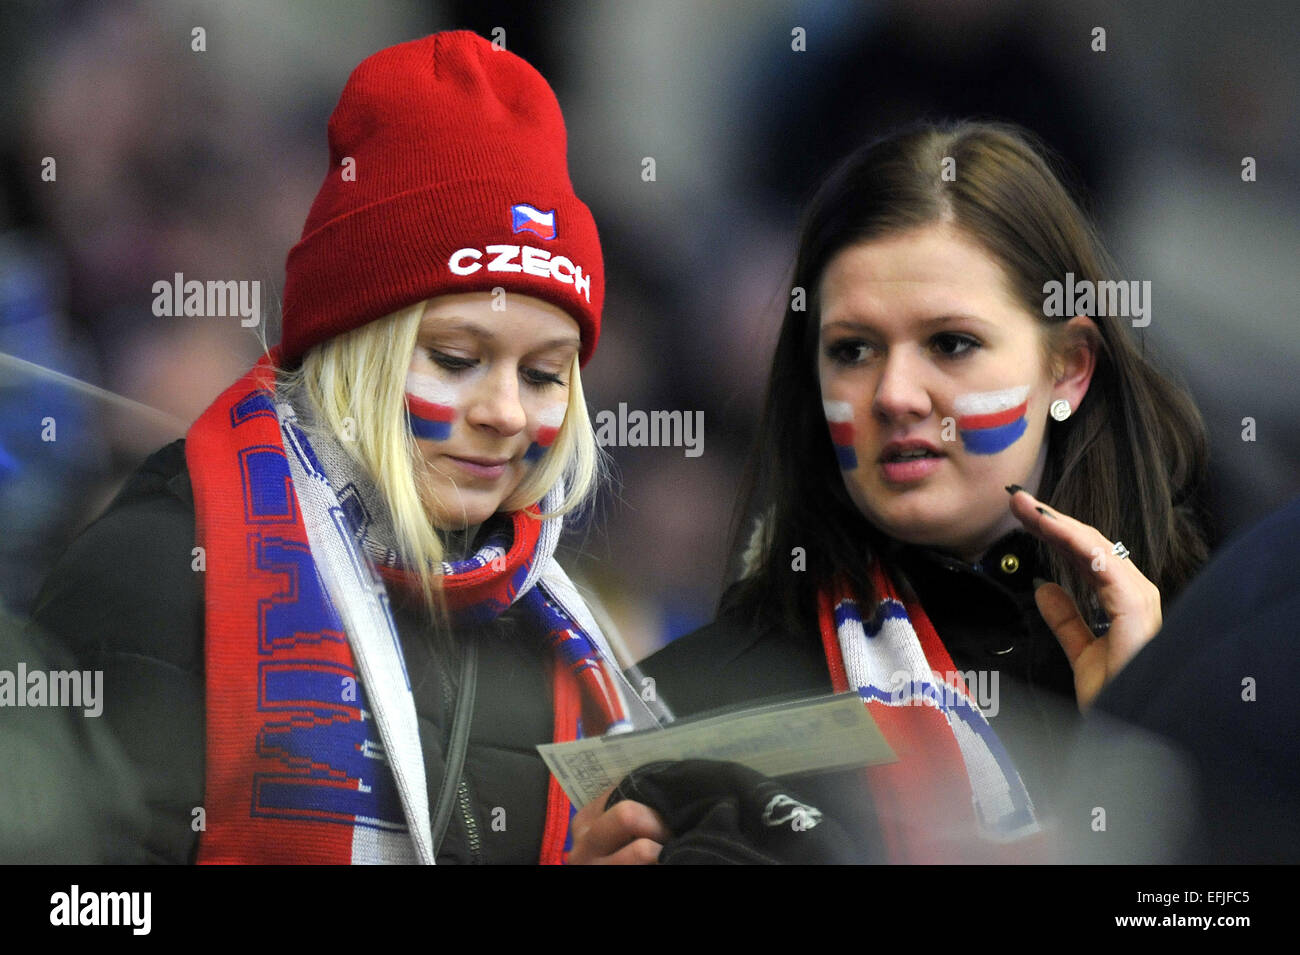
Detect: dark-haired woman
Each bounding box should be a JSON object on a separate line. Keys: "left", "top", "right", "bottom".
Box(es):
{"left": 631, "top": 121, "right": 1209, "bottom": 863}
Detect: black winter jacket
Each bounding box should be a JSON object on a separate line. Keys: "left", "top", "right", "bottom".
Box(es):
{"left": 30, "top": 439, "right": 558, "bottom": 864}
{"left": 639, "top": 528, "right": 1083, "bottom": 834}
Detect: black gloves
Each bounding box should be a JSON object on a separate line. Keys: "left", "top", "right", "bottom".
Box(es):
{"left": 607, "top": 759, "right": 857, "bottom": 864}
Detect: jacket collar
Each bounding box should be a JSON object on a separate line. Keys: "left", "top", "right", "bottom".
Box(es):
{"left": 881, "top": 528, "right": 1045, "bottom": 604}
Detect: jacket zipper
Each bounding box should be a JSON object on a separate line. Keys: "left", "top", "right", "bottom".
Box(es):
{"left": 456, "top": 776, "right": 483, "bottom": 863}
{"left": 435, "top": 659, "right": 480, "bottom": 863}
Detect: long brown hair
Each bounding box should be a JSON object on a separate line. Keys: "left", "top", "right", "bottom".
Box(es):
{"left": 727, "top": 120, "right": 1209, "bottom": 632}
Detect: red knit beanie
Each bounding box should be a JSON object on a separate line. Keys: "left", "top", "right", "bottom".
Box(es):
{"left": 280, "top": 31, "right": 603, "bottom": 366}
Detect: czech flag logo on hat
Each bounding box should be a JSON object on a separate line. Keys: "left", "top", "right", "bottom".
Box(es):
{"left": 511, "top": 203, "right": 557, "bottom": 240}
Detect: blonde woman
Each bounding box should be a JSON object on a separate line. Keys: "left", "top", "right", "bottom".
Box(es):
{"left": 31, "top": 32, "right": 655, "bottom": 864}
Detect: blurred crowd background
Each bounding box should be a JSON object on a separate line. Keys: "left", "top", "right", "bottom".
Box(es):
{"left": 1, "top": 0, "right": 1296, "bottom": 663}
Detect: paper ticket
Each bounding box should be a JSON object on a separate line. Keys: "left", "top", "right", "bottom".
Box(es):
{"left": 537, "top": 692, "right": 896, "bottom": 808}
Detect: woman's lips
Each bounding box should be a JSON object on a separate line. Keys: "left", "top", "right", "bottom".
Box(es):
{"left": 445, "top": 455, "right": 509, "bottom": 480}
{"left": 879, "top": 454, "right": 945, "bottom": 484}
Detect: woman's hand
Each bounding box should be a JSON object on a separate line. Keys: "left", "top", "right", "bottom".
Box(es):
{"left": 1007, "top": 486, "right": 1163, "bottom": 710}
{"left": 565, "top": 784, "right": 670, "bottom": 865}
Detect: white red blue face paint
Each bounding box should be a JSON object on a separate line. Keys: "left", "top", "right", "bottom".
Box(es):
{"left": 823, "top": 400, "right": 858, "bottom": 469}
{"left": 404, "top": 371, "right": 457, "bottom": 441}
{"left": 954, "top": 385, "right": 1030, "bottom": 454}
{"left": 524, "top": 404, "right": 565, "bottom": 463}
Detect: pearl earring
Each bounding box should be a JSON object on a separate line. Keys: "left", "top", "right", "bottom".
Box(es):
{"left": 1049, "top": 398, "right": 1072, "bottom": 421}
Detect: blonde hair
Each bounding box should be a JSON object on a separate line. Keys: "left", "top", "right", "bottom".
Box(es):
{"left": 272, "top": 298, "right": 604, "bottom": 623}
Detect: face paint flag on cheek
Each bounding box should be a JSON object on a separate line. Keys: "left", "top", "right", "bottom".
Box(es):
{"left": 405, "top": 372, "right": 457, "bottom": 441}
{"left": 823, "top": 400, "right": 858, "bottom": 470}
{"left": 954, "top": 385, "right": 1030, "bottom": 454}
{"left": 525, "top": 404, "right": 565, "bottom": 463}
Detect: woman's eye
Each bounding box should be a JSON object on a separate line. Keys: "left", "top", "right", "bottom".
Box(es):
{"left": 828, "top": 341, "right": 873, "bottom": 365}
{"left": 933, "top": 333, "right": 979, "bottom": 357}
{"left": 428, "top": 349, "right": 476, "bottom": 371}
{"left": 523, "top": 367, "right": 566, "bottom": 389}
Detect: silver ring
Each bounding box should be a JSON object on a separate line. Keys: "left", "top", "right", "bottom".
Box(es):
{"left": 1112, "top": 541, "right": 1130, "bottom": 561}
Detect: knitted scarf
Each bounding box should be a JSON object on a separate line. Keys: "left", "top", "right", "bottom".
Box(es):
{"left": 817, "top": 560, "right": 1042, "bottom": 863}
{"left": 186, "top": 349, "right": 654, "bottom": 864}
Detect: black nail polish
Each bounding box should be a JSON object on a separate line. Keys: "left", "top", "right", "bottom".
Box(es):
{"left": 1005, "top": 484, "right": 1024, "bottom": 495}
{"left": 1035, "top": 506, "right": 1055, "bottom": 519}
